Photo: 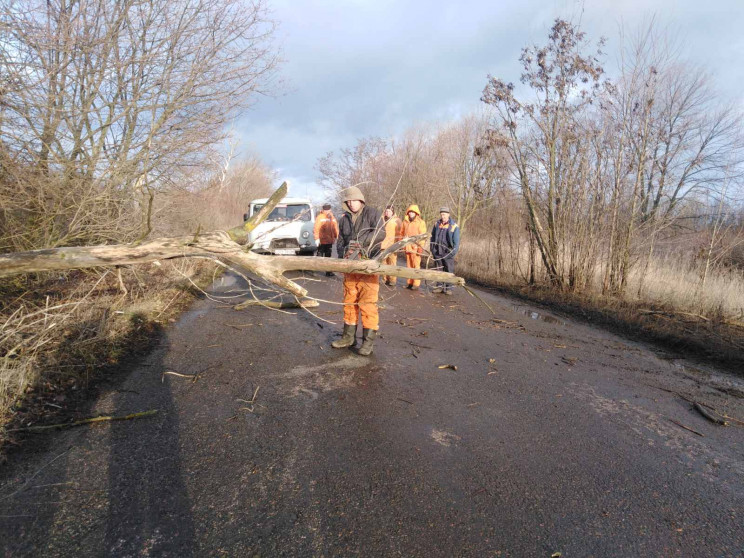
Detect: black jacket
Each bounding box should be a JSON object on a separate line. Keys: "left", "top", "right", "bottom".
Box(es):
{"left": 337, "top": 204, "right": 384, "bottom": 259}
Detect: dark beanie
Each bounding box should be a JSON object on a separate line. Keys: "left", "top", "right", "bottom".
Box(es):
{"left": 322, "top": 203, "right": 331, "bottom": 210}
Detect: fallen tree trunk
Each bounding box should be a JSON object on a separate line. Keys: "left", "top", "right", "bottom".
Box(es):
{"left": 0, "top": 183, "right": 465, "bottom": 299}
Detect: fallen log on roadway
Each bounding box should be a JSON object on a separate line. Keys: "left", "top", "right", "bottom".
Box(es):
{"left": 0, "top": 182, "right": 464, "bottom": 299}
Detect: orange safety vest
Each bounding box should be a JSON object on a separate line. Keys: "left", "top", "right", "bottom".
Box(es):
{"left": 381, "top": 215, "right": 403, "bottom": 250}
{"left": 402, "top": 205, "right": 427, "bottom": 254}
{"left": 314, "top": 210, "right": 339, "bottom": 244}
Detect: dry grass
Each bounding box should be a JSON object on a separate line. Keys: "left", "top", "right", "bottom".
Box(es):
{"left": 626, "top": 254, "right": 744, "bottom": 321}
{"left": 458, "top": 237, "right": 744, "bottom": 369}
{"left": 458, "top": 238, "right": 744, "bottom": 321}
{"left": 0, "top": 259, "right": 218, "bottom": 446}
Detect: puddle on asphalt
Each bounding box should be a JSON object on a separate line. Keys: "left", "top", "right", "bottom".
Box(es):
{"left": 511, "top": 305, "right": 565, "bottom": 325}
{"left": 176, "top": 307, "right": 209, "bottom": 327}
{"left": 218, "top": 275, "right": 238, "bottom": 287}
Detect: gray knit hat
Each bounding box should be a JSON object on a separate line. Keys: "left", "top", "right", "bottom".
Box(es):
{"left": 439, "top": 206, "right": 451, "bottom": 214}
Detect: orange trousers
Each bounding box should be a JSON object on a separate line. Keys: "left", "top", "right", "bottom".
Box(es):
{"left": 383, "top": 253, "right": 398, "bottom": 284}
{"left": 406, "top": 252, "right": 422, "bottom": 287}
{"left": 342, "top": 273, "right": 380, "bottom": 330}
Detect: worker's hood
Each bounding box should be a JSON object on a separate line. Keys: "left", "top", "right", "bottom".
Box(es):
{"left": 340, "top": 186, "right": 366, "bottom": 213}
{"left": 405, "top": 204, "right": 421, "bottom": 219}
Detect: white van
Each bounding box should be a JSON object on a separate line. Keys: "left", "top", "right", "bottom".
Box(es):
{"left": 244, "top": 197, "right": 317, "bottom": 255}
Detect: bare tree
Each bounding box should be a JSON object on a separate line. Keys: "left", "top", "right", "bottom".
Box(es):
{"left": 438, "top": 114, "right": 505, "bottom": 231}
{"left": 482, "top": 19, "right": 607, "bottom": 288}
{"left": 0, "top": 0, "right": 280, "bottom": 250}
{"left": 605, "top": 21, "right": 744, "bottom": 295}
{"left": 316, "top": 137, "right": 390, "bottom": 201}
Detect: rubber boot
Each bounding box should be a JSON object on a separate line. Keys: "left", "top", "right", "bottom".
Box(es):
{"left": 331, "top": 323, "right": 356, "bottom": 348}
{"left": 358, "top": 328, "right": 377, "bottom": 356}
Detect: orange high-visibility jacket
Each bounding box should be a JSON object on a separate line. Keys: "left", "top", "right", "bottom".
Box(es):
{"left": 314, "top": 210, "right": 339, "bottom": 244}
{"left": 402, "top": 205, "right": 427, "bottom": 254}
{"left": 381, "top": 215, "right": 403, "bottom": 250}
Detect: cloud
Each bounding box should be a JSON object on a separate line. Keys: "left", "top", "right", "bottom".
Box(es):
{"left": 236, "top": 0, "right": 744, "bottom": 189}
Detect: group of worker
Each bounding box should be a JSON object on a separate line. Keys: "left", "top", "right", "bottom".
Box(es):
{"left": 312, "top": 185, "right": 460, "bottom": 356}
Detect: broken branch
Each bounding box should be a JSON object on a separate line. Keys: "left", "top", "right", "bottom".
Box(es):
{"left": 8, "top": 410, "right": 159, "bottom": 432}
{"left": 229, "top": 181, "right": 288, "bottom": 241}
{"left": 162, "top": 371, "right": 200, "bottom": 382}
{"left": 375, "top": 233, "right": 429, "bottom": 261}
{"left": 669, "top": 419, "right": 705, "bottom": 437}
{"left": 693, "top": 402, "right": 728, "bottom": 426}
{"left": 0, "top": 184, "right": 465, "bottom": 300}
{"left": 234, "top": 299, "right": 320, "bottom": 310}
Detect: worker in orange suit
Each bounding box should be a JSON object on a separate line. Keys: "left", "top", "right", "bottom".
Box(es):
{"left": 331, "top": 186, "right": 384, "bottom": 356}
{"left": 402, "top": 204, "right": 427, "bottom": 290}
{"left": 381, "top": 205, "right": 403, "bottom": 287}
{"left": 313, "top": 203, "right": 339, "bottom": 276}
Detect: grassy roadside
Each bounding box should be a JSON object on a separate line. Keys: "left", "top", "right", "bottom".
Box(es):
{"left": 454, "top": 237, "right": 744, "bottom": 374}
{"left": 461, "top": 273, "right": 744, "bottom": 375}
{"left": 0, "top": 260, "right": 220, "bottom": 452}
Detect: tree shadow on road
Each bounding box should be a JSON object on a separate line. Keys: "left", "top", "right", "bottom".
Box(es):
{"left": 0, "top": 324, "right": 196, "bottom": 555}
{"left": 102, "top": 360, "right": 196, "bottom": 556}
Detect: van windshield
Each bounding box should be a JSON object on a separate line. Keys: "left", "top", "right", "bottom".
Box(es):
{"left": 253, "top": 204, "right": 311, "bottom": 222}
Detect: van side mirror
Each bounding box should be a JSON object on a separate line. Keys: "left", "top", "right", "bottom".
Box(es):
{"left": 243, "top": 213, "right": 250, "bottom": 222}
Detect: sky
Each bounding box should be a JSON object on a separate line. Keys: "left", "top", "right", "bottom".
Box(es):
{"left": 234, "top": 0, "right": 744, "bottom": 202}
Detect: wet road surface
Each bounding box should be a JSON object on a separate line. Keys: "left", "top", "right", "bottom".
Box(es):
{"left": 1, "top": 272, "right": 743, "bottom": 556}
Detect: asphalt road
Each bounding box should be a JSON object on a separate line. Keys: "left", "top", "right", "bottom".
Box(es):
{"left": 1, "top": 271, "right": 743, "bottom": 557}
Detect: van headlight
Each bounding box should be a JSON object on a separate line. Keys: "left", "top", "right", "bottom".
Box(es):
{"left": 301, "top": 231, "right": 310, "bottom": 239}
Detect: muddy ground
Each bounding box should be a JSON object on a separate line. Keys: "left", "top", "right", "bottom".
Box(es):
{"left": 1, "top": 271, "right": 742, "bottom": 557}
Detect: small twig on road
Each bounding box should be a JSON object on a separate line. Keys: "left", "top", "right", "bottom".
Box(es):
{"left": 470, "top": 486, "right": 491, "bottom": 497}
{"left": 238, "top": 386, "right": 261, "bottom": 413}
{"left": 669, "top": 419, "right": 705, "bottom": 437}
{"left": 693, "top": 402, "right": 728, "bottom": 426}
{"left": 438, "top": 364, "right": 458, "bottom": 371}
{"left": 0, "top": 448, "right": 71, "bottom": 502}
{"left": 463, "top": 285, "right": 495, "bottom": 315}
{"left": 238, "top": 386, "right": 260, "bottom": 404}
{"left": 223, "top": 322, "right": 255, "bottom": 330}
{"left": 396, "top": 397, "right": 414, "bottom": 405}
{"left": 7, "top": 411, "right": 158, "bottom": 433}
{"left": 644, "top": 383, "right": 744, "bottom": 427}
{"left": 162, "top": 371, "right": 200, "bottom": 383}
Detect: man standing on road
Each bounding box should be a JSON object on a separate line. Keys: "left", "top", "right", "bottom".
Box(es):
{"left": 314, "top": 203, "right": 339, "bottom": 276}
{"left": 332, "top": 186, "right": 384, "bottom": 356}
{"left": 381, "top": 205, "right": 403, "bottom": 287}
{"left": 402, "top": 204, "right": 427, "bottom": 290}
{"left": 430, "top": 206, "right": 460, "bottom": 295}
